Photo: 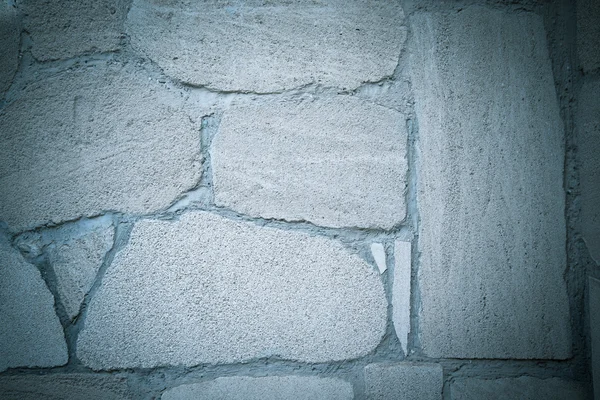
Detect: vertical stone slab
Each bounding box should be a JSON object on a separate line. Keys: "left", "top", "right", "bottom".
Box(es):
{"left": 364, "top": 363, "right": 443, "bottom": 400}
{"left": 393, "top": 240, "right": 411, "bottom": 355}
{"left": 0, "top": 1, "right": 19, "bottom": 95}
{"left": 450, "top": 376, "right": 588, "bottom": 400}
{"left": 591, "top": 277, "right": 600, "bottom": 400}
{"left": 0, "top": 233, "right": 68, "bottom": 372}
{"left": 578, "top": 0, "right": 600, "bottom": 73}
{"left": 411, "top": 7, "right": 571, "bottom": 359}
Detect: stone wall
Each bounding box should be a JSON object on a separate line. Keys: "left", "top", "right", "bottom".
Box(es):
{"left": 0, "top": 0, "right": 596, "bottom": 398}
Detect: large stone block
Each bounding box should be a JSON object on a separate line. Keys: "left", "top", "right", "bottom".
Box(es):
{"left": 21, "top": 0, "right": 128, "bottom": 61}
{"left": 450, "top": 376, "right": 588, "bottom": 400}
{"left": 161, "top": 376, "right": 353, "bottom": 400}
{"left": 578, "top": 81, "right": 600, "bottom": 264}
{"left": 364, "top": 363, "right": 443, "bottom": 400}
{"left": 212, "top": 97, "right": 407, "bottom": 229}
{"left": 410, "top": 7, "right": 571, "bottom": 359}
{"left": 0, "top": 374, "right": 133, "bottom": 399}
{"left": 126, "top": 0, "right": 406, "bottom": 92}
{"left": 77, "top": 212, "right": 387, "bottom": 369}
{"left": 578, "top": 0, "right": 600, "bottom": 73}
{"left": 0, "top": 232, "right": 67, "bottom": 372}
{"left": 0, "top": 2, "right": 19, "bottom": 95}
{"left": 0, "top": 62, "right": 202, "bottom": 232}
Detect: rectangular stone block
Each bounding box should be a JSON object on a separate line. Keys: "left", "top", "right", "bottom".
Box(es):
{"left": 451, "top": 376, "right": 588, "bottom": 400}
{"left": 393, "top": 240, "right": 411, "bottom": 355}
{"left": 364, "top": 363, "right": 443, "bottom": 400}
{"left": 411, "top": 7, "right": 571, "bottom": 359}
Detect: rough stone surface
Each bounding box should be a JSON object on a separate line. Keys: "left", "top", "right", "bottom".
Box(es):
{"left": 0, "top": 2, "right": 19, "bottom": 95}
{"left": 410, "top": 7, "right": 571, "bottom": 359}
{"left": 0, "top": 374, "right": 133, "bottom": 399}
{"left": 578, "top": 0, "right": 600, "bottom": 72}
{"left": 212, "top": 97, "right": 407, "bottom": 229}
{"left": 77, "top": 211, "right": 387, "bottom": 369}
{"left": 364, "top": 363, "right": 443, "bottom": 400}
{"left": 0, "top": 232, "right": 68, "bottom": 372}
{"left": 0, "top": 61, "right": 202, "bottom": 232}
{"left": 371, "top": 243, "right": 387, "bottom": 274}
{"left": 450, "top": 377, "right": 588, "bottom": 400}
{"left": 591, "top": 277, "right": 600, "bottom": 399}
{"left": 161, "top": 376, "right": 353, "bottom": 400}
{"left": 126, "top": 0, "right": 406, "bottom": 92}
{"left": 21, "top": 0, "right": 128, "bottom": 61}
{"left": 578, "top": 80, "right": 600, "bottom": 264}
{"left": 393, "top": 240, "right": 411, "bottom": 356}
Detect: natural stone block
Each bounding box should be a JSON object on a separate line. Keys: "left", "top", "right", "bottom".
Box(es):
{"left": 21, "top": 0, "right": 128, "bottom": 61}
{"left": 578, "top": 0, "right": 600, "bottom": 72}
{"left": 393, "top": 240, "right": 411, "bottom": 355}
{"left": 450, "top": 377, "right": 588, "bottom": 400}
{"left": 0, "top": 2, "right": 19, "bottom": 95}
{"left": 126, "top": 0, "right": 406, "bottom": 92}
{"left": 591, "top": 277, "right": 600, "bottom": 399}
{"left": 162, "top": 376, "right": 353, "bottom": 400}
{"left": 578, "top": 81, "right": 600, "bottom": 264}
{"left": 0, "top": 232, "right": 67, "bottom": 372}
{"left": 364, "top": 363, "right": 443, "bottom": 400}
{"left": 77, "top": 211, "right": 387, "bottom": 369}
{"left": 0, "top": 374, "right": 133, "bottom": 399}
{"left": 212, "top": 97, "right": 407, "bottom": 229}
{"left": 411, "top": 7, "right": 571, "bottom": 358}
{"left": 0, "top": 62, "right": 202, "bottom": 232}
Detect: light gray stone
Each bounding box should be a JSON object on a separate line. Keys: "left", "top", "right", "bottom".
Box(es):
{"left": 393, "top": 240, "right": 411, "bottom": 356}
{"left": 77, "top": 211, "right": 387, "bottom": 369}
{"left": 0, "top": 2, "right": 19, "bottom": 95}
{"left": 126, "top": 0, "right": 406, "bottom": 92}
{"left": 161, "top": 376, "right": 353, "bottom": 400}
{"left": 21, "top": 0, "right": 128, "bottom": 61}
{"left": 0, "top": 61, "right": 202, "bottom": 232}
{"left": 578, "top": 81, "right": 600, "bottom": 264}
{"left": 591, "top": 277, "right": 600, "bottom": 400}
{"left": 451, "top": 377, "right": 588, "bottom": 400}
{"left": 212, "top": 97, "right": 407, "bottom": 229}
{"left": 411, "top": 7, "right": 571, "bottom": 359}
{"left": 364, "top": 363, "right": 443, "bottom": 400}
{"left": 371, "top": 243, "right": 387, "bottom": 274}
{"left": 578, "top": 0, "right": 600, "bottom": 73}
{"left": 0, "top": 374, "right": 133, "bottom": 400}
{"left": 0, "top": 232, "right": 67, "bottom": 372}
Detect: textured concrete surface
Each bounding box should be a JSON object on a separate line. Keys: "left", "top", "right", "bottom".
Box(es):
{"left": 161, "top": 376, "right": 353, "bottom": 400}
{"left": 0, "top": 374, "right": 133, "bottom": 399}
{"left": 393, "top": 240, "right": 411, "bottom": 356}
{"left": 0, "top": 2, "right": 19, "bottom": 95}
{"left": 126, "top": 0, "right": 406, "bottom": 92}
{"left": 450, "top": 376, "right": 588, "bottom": 400}
{"left": 77, "top": 211, "right": 387, "bottom": 369}
{"left": 0, "top": 61, "right": 202, "bottom": 232}
{"left": 0, "top": 232, "right": 67, "bottom": 372}
{"left": 578, "top": 80, "right": 600, "bottom": 264}
{"left": 21, "top": 0, "right": 128, "bottom": 61}
{"left": 578, "top": 0, "right": 600, "bottom": 72}
{"left": 371, "top": 243, "right": 387, "bottom": 274}
{"left": 364, "top": 363, "right": 443, "bottom": 400}
{"left": 212, "top": 97, "right": 407, "bottom": 229}
{"left": 591, "top": 277, "right": 600, "bottom": 399}
{"left": 410, "top": 7, "right": 571, "bottom": 359}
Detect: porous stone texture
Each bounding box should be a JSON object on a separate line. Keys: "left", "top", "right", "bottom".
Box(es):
{"left": 126, "top": 0, "right": 406, "bottom": 92}
{"left": 0, "top": 374, "right": 133, "bottom": 400}
{"left": 0, "top": 232, "right": 67, "bottom": 372}
{"left": 410, "top": 7, "right": 571, "bottom": 359}
{"left": 212, "top": 97, "right": 407, "bottom": 229}
{"left": 0, "top": 61, "right": 202, "bottom": 232}
{"left": 21, "top": 0, "right": 128, "bottom": 61}
{"left": 161, "top": 376, "right": 354, "bottom": 400}
{"left": 578, "top": 0, "right": 600, "bottom": 72}
{"left": 578, "top": 81, "right": 600, "bottom": 264}
{"left": 393, "top": 240, "right": 411, "bottom": 356}
{"left": 364, "top": 363, "right": 443, "bottom": 400}
{"left": 77, "top": 211, "right": 387, "bottom": 369}
{"left": 0, "top": 2, "right": 19, "bottom": 95}
{"left": 591, "top": 277, "right": 600, "bottom": 398}
{"left": 450, "top": 376, "right": 588, "bottom": 400}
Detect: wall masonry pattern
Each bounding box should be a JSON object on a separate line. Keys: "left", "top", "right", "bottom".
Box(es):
{"left": 0, "top": 0, "right": 594, "bottom": 399}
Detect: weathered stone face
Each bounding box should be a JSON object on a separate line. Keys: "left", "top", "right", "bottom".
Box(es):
{"left": 0, "top": 62, "right": 202, "bottom": 232}
{"left": 450, "top": 377, "right": 588, "bottom": 400}
{"left": 0, "top": 232, "right": 68, "bottom": 372}
{"left": 77, "top": 212, "right": 387, "bottom": 369}
{"left": 364, "top": 363, "right": 443, "bottom": 400}
{"left": 410, "top": 7, "right": 571, "bottom": 359}
{"left": 578, "top": 0, "right": 600, "bottom": 73}
{"left": 212, "top": 97, "right": 407, "bottom": 229}
{"left": 126, "top": 0, "right": 406, "bottom": 92}
{"left": 161, "top": 376, "right": 354, "bottom": 400}
{"left": 0, "top": 2, "right": 19, "bottom": 95}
